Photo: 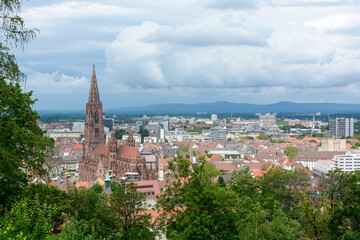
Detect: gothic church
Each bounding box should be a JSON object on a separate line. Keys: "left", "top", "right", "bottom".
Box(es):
{"left": 79, "top": 66, "right": 154, "bottom": 182}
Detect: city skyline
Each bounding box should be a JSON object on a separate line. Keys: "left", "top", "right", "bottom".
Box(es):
{"left": 15, "top": 0, "right": 360, "bottom": 110}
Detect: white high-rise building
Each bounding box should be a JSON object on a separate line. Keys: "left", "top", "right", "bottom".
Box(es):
{"left": 211, "top": 114, "right": 218, "bottom": 121}
{"left": 329, "top": 118, "right": 354, "bottom": 138}
{"left": 333, "top": 151, "right": 360, "bottom": 172}
{"left": 72, "top": 122, "right": 85, "bottom": 132}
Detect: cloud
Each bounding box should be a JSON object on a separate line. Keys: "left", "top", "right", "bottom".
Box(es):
{"left": 104, "top": 19, "right": 360, "bottom": 92}
{"left": 145, "top": 23, "right": 267, "bottom": 46}
{"left": 23, "top": 1, "right": 143, "bottom": 25}
{"left": 14, "top": 0, "right": 360, "bottom": 109}
{"left": 26, "top": 71, "right": 89, "bottom": 94}
{"left": 205, "top": 0, "right": 260, "bottom": 9}
{"left": 304, "top": 14, "right": 360, "bottom": 33}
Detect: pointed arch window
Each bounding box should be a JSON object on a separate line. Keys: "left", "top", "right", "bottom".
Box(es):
{"left": 95, "top": 112, "right": 99, "bottom": 124}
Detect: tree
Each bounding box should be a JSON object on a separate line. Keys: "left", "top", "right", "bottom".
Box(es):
{"left": 0, "top": 196, "right": 56, "bottom": 239}
{"left": 237, "top": 202, "right": 303, "bottom": 240}
{"left": 217, "top": 175, "right": 226, "bottom": 187}
{"left": 1, "top": 0, "right": 38, "bottom": 82}
{"left": 49, "top": 220, "right": 95, "bottom": 240}
{"left": 0, "top": 77, "right": 54, "bottom": 210}
{"left": 258, "top": 134, "right": 270, "bottom": 140}
{"left": 316, "top": 170, "right": 360, "bottom": 239}
{"left": 90, "top": 183, "right": 103, "bottom": 194}
{"left": 158, "top": 154, "right": 241, "bottom": 239}
{"left": 114, "top": 129, "right": 126, "bottom": 140}
{"left": 139, "top": 126, "right": 149, "bottom": 143}
{"left": 0, "top": 0, "right": 54, "bottom": 211}
{"left": 110, "top": 182, "right": 155, "bottom": 240}
{"left": 257, "top": 166, "right": 310, "bottom": 214}
{"left": 67, "top": 188, "right": 118, "bottom": 239}
{"left": 284, "top": 146, "right": 298, "bottom": 160}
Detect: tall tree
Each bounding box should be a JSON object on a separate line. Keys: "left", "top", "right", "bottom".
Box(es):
{"left": 158, "top": 154, "right": 241, "bottom": 239}
{"left": 284, "top": 146, "right": 299, "bottom": 160}
{"left": 0, "top": 78, "right": 54, "bottom": 209}
{"left": 0, "top": 0, "right": 54, "bottom": 211}
{"left": 110, "top": 182, "right": 155, "bottom": 240}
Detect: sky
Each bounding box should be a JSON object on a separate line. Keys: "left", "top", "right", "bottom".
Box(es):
{"left": 14, "top": 0, "right": 360, "bottom": 110}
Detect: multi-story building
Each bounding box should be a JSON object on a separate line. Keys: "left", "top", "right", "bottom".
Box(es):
{"left": 329, "top": 118, "right": 354, "bottom": 138}
{"left": 333, "top": 151, "right": 360, "bottom": 172}
{"left": 321, "top": 139, "right": 346, "bottom": 151}
{"left": 211, "top": 114, "right": 218, "bottom": 121}
{"left": 136, "top": 119, "right": 145, "bottom": 131}
{"left": 72, "top": 122, "right": 85, "bottom": 132}
{"left": 210, "top": 126, "right": 228, "bottom": 142}
{"left": 259, "top": 113, "right": 276, "bottom": 123}
{"left": 104, "top": 118, "right": 114, "bottom": 131}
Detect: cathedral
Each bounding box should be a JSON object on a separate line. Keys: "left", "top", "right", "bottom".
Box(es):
{"left": 79, "top": 66, "right": 155, "bottom": 182}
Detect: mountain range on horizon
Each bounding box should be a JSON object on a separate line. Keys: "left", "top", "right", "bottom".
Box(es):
{"left": 108, "top": 101, "right": 360, "bottom": 114}
{"left": 37, "top": 101, "right": 360, "bottom": 115}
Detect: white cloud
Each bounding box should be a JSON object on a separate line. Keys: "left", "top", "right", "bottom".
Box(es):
{"left": 104, "top": 18, "right": 360, "bottom": 92}
{"left": 23, "top": 1, "right": 144, "bottom": 26}
{"left": 26, "top": 71, "right": 89, "bottom": 94}
{"left": 145, "top": 23, "right": 267, "bottom": 46}
{"left": 14, "top": 0, "right": 360, "bottom": 109}
{"left": 305, "top": 14, "right": 360, "bottom": 32}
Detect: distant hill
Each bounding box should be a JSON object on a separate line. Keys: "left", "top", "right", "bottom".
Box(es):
{"left": 110, "top": 101, "right": 360, "bottom": 114}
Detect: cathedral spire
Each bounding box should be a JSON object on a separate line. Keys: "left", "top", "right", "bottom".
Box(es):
{"left": 88, "top": 64, "right": 100, "bottom": 104}
{"left": 127, "top": 130, "right": 136, "bottom": 147}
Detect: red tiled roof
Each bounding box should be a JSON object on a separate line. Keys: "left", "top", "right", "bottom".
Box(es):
{"left": 244, "top": 153, "right": 256, "bottom": 160}
{"left": 301, "top": 136, "right": 320, "bottom": 143}
{"left": 73, "top": 143, "right": 83, "bottom": 149}
{"left": 209, "top": 154, "right": 223, "bottom": 163}
{"left": 132, "top": 180, "right": 165, "bottom": 198}
{"left": 76, "top": 181, "right": 90, "bottom": 188}
{"left": 118, "top": 145, "right": 142, "bottom": 160}
{"left": 212, "top": 162, "right": 237, "bottom": 172}
{"left": 144, "top": 142, "right": 161, "bottom": 149}
{"left": 245, "top": 162, "right": 265, "bottom": 171}
{"left": 94, "top": 144, "right": 108, "bottom": 157}
{"left": 252, "top": 170, "right": 266, "bottom": 177}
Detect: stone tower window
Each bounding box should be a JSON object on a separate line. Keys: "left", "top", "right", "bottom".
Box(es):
{"left": 95, "top": 112, "right": 99, "bottom": 123}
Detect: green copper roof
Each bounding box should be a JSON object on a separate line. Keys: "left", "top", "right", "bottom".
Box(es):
{"left": 104, "top": 171, "right": 111, "bottom": 181}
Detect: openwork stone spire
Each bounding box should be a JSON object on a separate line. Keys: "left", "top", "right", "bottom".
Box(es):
{"left": 127, "top": 130, "right": 136, "bottom": 147}
{"left": 84, "top": 65, "right": 105, "bottom": 148}
{"left": 88, "top": 64, "right": 100, "bottom": 104}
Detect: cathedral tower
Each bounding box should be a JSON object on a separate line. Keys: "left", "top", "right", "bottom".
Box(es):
{"left": 85, "top": 65, "right": 105, "bottom": 150}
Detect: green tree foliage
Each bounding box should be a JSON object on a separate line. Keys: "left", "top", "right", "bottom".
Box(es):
{"left": 318, "top": 170, "right": 360, "bottom": 239}
{"left": 0, "top": 0, "right": 38, "bottom": 82}
{"left": 284, "top": 146, "right": 299, "bottom": 160}
{"left": 217, "top": 175, "right": 226, "bottom": 187}
{"left": 0, "top": 0, "right": 54, "bottom": 211}
{"left": 48, "top": 220, "right": 95, "bottom": 240}
{"left": 139, "top": 126, "right": 149, "bottom": 143}
{"left": 114, "top": 129, "right": 126, "bottom": 140}
{"left": 0, "top": 77, "right": 54, "bottom": 210}
{"left": 258, "top": 134, "right": 270, "bottom": 140}
{"left": 276, "top": 120, "right": 288, "bottom": 126}
{"left": 67, "top": 187, "right": 118, "bottom": 239}
{"left": 110, "top": 182, "right": 155, "bottom": 240}
{"left": 90, "top": 183, "right": 103, "bottom": 193}
{"left": 240, "top": 136, "right": 254, "bottom": 140}
{"left": 0, "top": 196, "right": 56, "bottom": 239}
{"left": 186, "top": 126, "right": 210, "bottom": 133}
{"left": 158, "top": 154, "right": 241, "bottom": 239}
{"left": 237, "top": 203, "right": 303, "bottom": 240}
